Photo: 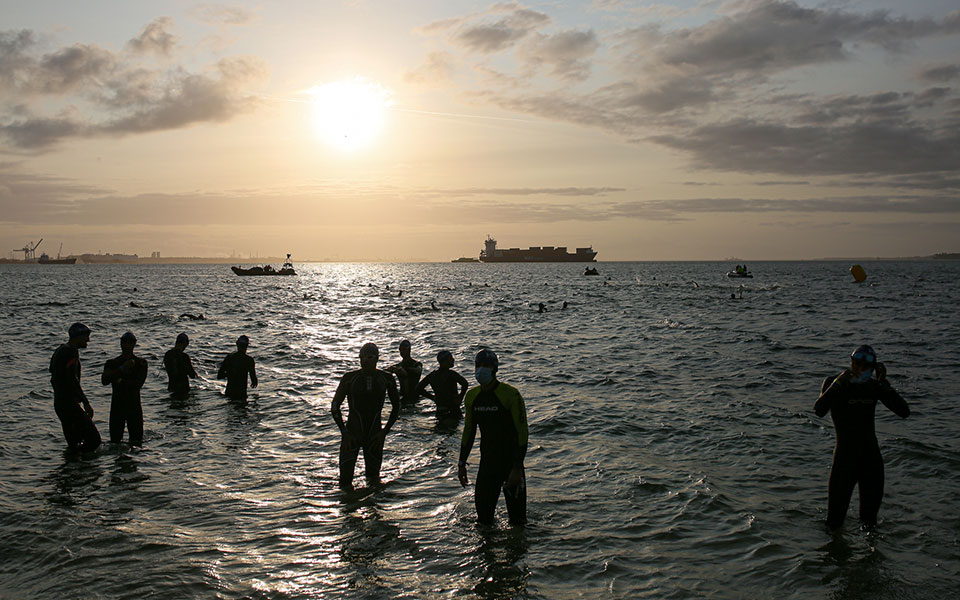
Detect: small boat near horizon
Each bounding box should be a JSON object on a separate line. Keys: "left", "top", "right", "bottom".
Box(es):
{"left": 232, "top": 254, "right": 296, "bottom": 276}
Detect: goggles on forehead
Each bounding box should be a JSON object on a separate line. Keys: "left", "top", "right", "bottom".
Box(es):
{"left": 851, "top": 351, "right": 875, "bottom": 363}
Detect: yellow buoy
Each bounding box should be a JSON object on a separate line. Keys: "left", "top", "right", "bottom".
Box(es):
{"left": 850, "top": 264, "right": 867, "bottom": 283}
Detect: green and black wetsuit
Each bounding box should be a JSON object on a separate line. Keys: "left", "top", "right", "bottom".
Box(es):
{"left": 815, "top": 375, "right": 909, "bottom": 528}
{"left": 50, "top": 344, "right": 101, "bottom": 451}
{"left": 102, "top": 353, "right": 148, "bottom": 445}
{"left": 460, "top": 381, "right": 528, "bottom": 524}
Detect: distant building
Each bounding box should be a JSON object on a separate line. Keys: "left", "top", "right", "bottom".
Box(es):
{"left": 151, "top": 251, "right": 160, "bottom": 258}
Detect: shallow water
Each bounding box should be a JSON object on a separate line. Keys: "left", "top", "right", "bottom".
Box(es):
{"left": 1, "top": 261, "right": 958, "bottom": 599}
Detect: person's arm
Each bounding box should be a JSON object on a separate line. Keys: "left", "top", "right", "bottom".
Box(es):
{"left": 102, "top": 358, "right": 122, "bottom": 386}
{"left": 331, "top": 377, "right": 348, "bottom": 435}
{"left": 186, "top": 355, "right": 197, "bottom": 378}
{"left": 249, "top": 357, "right": 258, "bottom": 388}
{"left": 416, "top": 372, "right": 435, "bottom": 401}
{"left": 217, "top": 355, "right": 229, "bottom": 380}
{"left": 458, "top": 392, "right": 477, "bottom": 486}
{"left": 163, "top": 353, "right": 175, "bottom": 377}
{"left": 814, "top": 373, "right": 846, "bottom": 417}
{"left": 132, "top": 358, "right": 148, "bottom": 388}
{"left": 382, "top": 374, "right": 401, "bottom": 434}
{"left": 455, "top": 372, "right": 469, "bottom": 404}
{"left": 875, "top": 363, "right": 909, "bottom": 418}
{"left": 507, "top": 389, "right": 529, "bottom": 467}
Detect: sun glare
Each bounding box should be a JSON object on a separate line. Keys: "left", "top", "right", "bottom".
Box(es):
{"left": 306, "top": 78, "right": 393, "bottom": 152}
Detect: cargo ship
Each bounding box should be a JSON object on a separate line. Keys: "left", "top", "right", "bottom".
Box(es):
{"left": 479, "top": 236, "right": 597, "bottom": 263}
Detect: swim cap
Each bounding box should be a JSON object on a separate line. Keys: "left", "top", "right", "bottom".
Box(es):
{"left": 851, "top": 344, "right": 876, "bottom": 364}
{"left": 437, "top": 350, "right": 453, "bottom": 363}
{"left": 360, "top": 342, "right": 379, "bottom": 357}
{"left": 237, "top": 335, "right": 250, "bottom": 346}
{"left": 475, "top": 348, "right": 498, "bottom": 368}
{"left": 399, "top": 339, "right": 411, "bottom": 349}
{"left": 121, "top": 331, "right": 137, "bottom": 344}
{"left": 68, "top": 322, "right": 91, "bottom": 339}
{"left": 176, "top": 333, "right": 189, "bottom": 345}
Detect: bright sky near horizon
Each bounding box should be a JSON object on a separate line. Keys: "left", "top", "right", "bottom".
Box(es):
{"left": 1, "top": 0, "right": 958, "bottom": 261}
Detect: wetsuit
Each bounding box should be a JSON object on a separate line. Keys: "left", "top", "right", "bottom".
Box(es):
{"left": 460, "top": 382, "right": 528, "bottom": 525}
{"left": 417, "top": 368, "right": 469, "bottom": 420}
{"left": 102, "top": 353, "right": 148, "bottom": 445}
{"left": 814, "top": 374, "right": 909, "bottom": 528}
{"left": 332, "top": 369, "right": 401, "bottom": 488}
{"left": 50, "top": 344, "right": 102, "bottom": 451}
{"left": 218, "top": 352, "right": 257, "bottom": 399}
{"left": 390, "top": 358, "right": 423, "bottom": 404}
{"left": 163, "top": 347, "right": 197, "bottom": 396}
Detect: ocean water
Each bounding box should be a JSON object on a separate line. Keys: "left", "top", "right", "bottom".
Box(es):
{"left": 0, "top": 261, "right": 958, "bottom": 599}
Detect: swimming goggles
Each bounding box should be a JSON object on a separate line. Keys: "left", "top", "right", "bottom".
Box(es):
{"left": 851, "top": 352, "right": 875, "bottom": 363}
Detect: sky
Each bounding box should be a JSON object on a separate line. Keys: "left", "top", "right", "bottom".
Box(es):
{"left": 1, "top": 0, "right": 958, "bottom": 261}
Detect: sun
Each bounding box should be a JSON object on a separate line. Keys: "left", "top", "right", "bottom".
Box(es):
{"left": 306, "top": 77, "right": 393, "bottom": 152}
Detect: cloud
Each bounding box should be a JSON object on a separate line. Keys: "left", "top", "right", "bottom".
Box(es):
{"left": 0, "top": 24, "right": 267, "bottom": 151}
{"left": 650, "top": 118, "right": 960, "bottom": 176}
{"left": 518, "top": 30, "right": 600, "bottom": 80}
{"left": 126, "top": 17, "right": 178, "bottom": 56}
{"left": 422, "top": 3, "right": 550, "bottom": 54}
{"left": 919, "top": 64, "right": 960, "bottom": 83}
{"left": 190, "top": 4, "right": 256, "bottom": 26}
{"left": 405, "top": 52, "right": 456, "bottom": 86}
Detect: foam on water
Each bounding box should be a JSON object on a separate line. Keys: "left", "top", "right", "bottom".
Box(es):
{"left": 1, "top": 261, "right": 959, "bottom": 598}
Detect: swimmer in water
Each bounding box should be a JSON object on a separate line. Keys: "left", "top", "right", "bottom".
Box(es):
{"left": 538, "top": 303, "right": 547, "bottom": 313}
{"left": 180, "top": 313, "right": 205, "bottom": 320}
{"left": 164, "top": 333, "right": 198, "bottom": 397}
{"left": 386, "top": 340, "right": 423, "bottom": 404}
{"left": 217, "top": 335, "right": 258, "bottom": 400}
{"left": 458, "top": 349, "right": 528, "bottom": 525}
{"left": 417, "top": 350, "right": 469, "bottom": 422}
{"left": 101, "top": 331, "right": 148, "bottom": 446}
{"left": 814, "top": 345, "right": 909, "bottom": 529}
{"left": 331, "top": 342, "right": 401, "bottom": 490}
{"left": 50, "top": 322, "right": 102, "bottom": 452}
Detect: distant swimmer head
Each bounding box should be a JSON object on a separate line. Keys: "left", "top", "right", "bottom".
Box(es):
{"left": 176, "top": 333, "right": 189, "bottom": 346}
{"left": 237, "top": 335, "right": 250, "bottom": 347}
{"left": 437, "top": 350, "right": 454, "bottom": 366}
{"left": 360, "top": 342, "right": 379, "bottom": 358}
{"left": 120, "top": 331, "right": 137, "bottom": 346}
{"left": 68, "top": 322, "right": 91, "bottom": 340}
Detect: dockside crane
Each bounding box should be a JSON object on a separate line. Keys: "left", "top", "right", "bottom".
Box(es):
{"left": 12, "top": 239, "right": 43, "bottom": 261}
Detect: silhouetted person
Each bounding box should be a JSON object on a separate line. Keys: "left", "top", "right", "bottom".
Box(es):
{"left": 561, "top": 301, "right": 568, "bottom": 310}
{"left": 458, "top": 349, "right": 528, "bottom": 525}
{"left": 332, "top": 343, "right": 401, "bottom": 490}
{"left": 417, "top": 350, "right": 469, "bottom": 421}
{"left": 180, "top": 313, "right": 205, "bottom": 320}
{"left": 538, "top": 303, "right": 546, "bottom": 313}
{"left": 814, "top": 345, "right": 909, "bottom": 529}
{"left": 430, "top": 301, "right": 439, "bottom": 311}
{"left": 50, "top": 322, "right": 102, "bottom": 452}
{"left": 164, "top": 333, "right": 198, "bottom": 397}
{"left": 218, "top": 335, "right": 258, "bottom": 399}
{"left": 102, "top": 331, "right": 148, "bottom": 445}
{"left": 386, "top": 339, "right": 423, "bottom": 404}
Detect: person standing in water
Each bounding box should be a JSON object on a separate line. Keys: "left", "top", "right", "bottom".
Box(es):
{"left": 417, "top": 350, "right": 469, "bottom": 422}
{"left": 218, "top": 335, "right": 258, "bottom": 400}
{"left": 164, "top": 333, "right": 198, "bottom": 397}
{"left": 814, "top": 344, "right": 909, "bottom": 529}
{"left": 331, "top": 343, "right": 401, "bottom": 490}
{"left": 101, "top": 331, "right": 148, "bottom": 446}
{"left": 50, "top": 322, "right": 102, "bottom": 452}
{"left": 386, "top": 339, "right": 423, "bottom": 404}
{"left": 458, "top": 349, "right": 529, "bottom": 525}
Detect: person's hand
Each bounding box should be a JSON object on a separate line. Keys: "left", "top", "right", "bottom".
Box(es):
{"left": 876, "top": 362, "right": 887, "bottom": 383}
{"left": 457, "top": 463, "right": 468, "bottom": 487}
{"left": 251, "top": 381, "right": 258, "bottom": 388}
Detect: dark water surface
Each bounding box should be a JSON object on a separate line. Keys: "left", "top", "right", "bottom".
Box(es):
{"left": 1, "top": 261, "right": 958, "bottom": 599}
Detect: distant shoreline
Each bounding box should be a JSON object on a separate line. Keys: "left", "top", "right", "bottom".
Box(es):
{"left": 2, "top": 254, "right": 959, "bottom": 264}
